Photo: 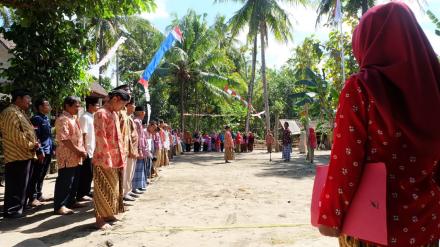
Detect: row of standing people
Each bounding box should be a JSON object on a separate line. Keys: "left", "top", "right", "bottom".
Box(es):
{"left": 0, "top": 87, "right": 182, "bottom": 230}
{"left": 182, "top": 131, "right": 255, "bottom": 153}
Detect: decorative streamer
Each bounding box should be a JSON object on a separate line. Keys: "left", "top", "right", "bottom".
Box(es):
{"left": 138, "top": 26, "right": 183, "bottom": 102}
{"left": 87, "top": 36, "right": 127, "bottom": 78}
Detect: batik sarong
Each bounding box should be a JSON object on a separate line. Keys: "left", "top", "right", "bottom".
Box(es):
{"left": 93, "top": 166, "right": 124, "bottom": 218}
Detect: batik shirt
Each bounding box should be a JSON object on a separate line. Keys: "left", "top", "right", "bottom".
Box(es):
{"left": 55, "top": 111, "right": 83, "bottom": 168}
{"left": 93, "top": 108, "right": 125, "bottom": 169}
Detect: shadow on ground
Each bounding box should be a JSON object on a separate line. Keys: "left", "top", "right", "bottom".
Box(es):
{"left": 0, "top": 203, "right": 94, "bottom": 232}
{"left": 12, "top": 223, "right": 95, "bottom": 247}
{"left": 255, "top": 152, "right": 330, "bottom": 179}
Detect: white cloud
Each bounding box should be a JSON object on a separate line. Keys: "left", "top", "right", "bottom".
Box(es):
{"left": 426, "top": 32, "right": 440, "bottom": 56}
{"left": 263, "top": 3, "right": 332, "bottom": 69}
{"left": 139, "top": 0, "right": 169, "bottom": 20}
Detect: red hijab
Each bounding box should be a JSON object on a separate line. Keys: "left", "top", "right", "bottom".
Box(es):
{"left": 351, "top": 2, "right": 440, "bottom": 154}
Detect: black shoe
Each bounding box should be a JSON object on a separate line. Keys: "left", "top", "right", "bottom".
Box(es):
{"left": 132, "top": 189, "right": 144, "bottom": 194}
{"left": 4, "top": 213, "right": 25, "bottom": 219}
{"left": 139, "top": 188, "right": 147, "bottom": 191}
{"left": 123, "top": 195, "right": 136, "bottom": 201}
{"left": 128, "top": 192, "right": 140, "bottom": 198}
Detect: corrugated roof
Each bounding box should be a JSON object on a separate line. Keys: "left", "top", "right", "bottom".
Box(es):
{"left": 0, "top": 33, "right": 15, "bottom": 50}
{"left": 279, "top": 119, "right": 301, "bottom": 135}
{"left": 90, "top": 82, "right": 108, "bottom": 97}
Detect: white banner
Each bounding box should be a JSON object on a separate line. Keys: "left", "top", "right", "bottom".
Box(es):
{"left": 87, "top": 36, "right": 127, "bottom": 77}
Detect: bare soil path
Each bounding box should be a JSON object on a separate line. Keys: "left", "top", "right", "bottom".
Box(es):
{"left": 0, "top": 150, "right": 337, "bottom": 247}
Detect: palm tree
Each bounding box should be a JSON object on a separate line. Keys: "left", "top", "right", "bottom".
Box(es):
{"left": 427, "top": 10, "right": 440, "bottom": 37}
{"left": 155, "top": 10, "right": 246, "bottom": 131}
{"left": 316, "top": 0, "right": 374, "bottom": 24}
{"left": 85, "top": 17, "right": 122, "bottom": 84}
{"left": 217, "top": 0, "right": 306, "bottom": 133}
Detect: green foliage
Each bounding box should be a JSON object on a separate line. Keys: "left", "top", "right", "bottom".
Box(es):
{"left": 150, "top": 9, "right": 245, "bottom": 131}
{"left": 316, "top": 0, "right": 375, "bottom": 25}
{"left": 322, "top": 18, "right": 358, "bottom": 94}
{"left": 267, "top": 16, "right": 358, "bottom": 137}
{"left": 1, "top": 11, "right": 90, "bottom": 109}
{"left": 1, "top": 1, "right": 156, "bottom": 20}
{"left": 0, "top": 1, "right": 157, "bottom": 110}
{"left": 427, "top": 10, "right": 440, "bottom": 37}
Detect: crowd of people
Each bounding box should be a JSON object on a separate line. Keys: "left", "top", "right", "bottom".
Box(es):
{"left": 181, "top": 130, "right": 256, "bottom": 154}
{"left": 0, "top": 85, "right": 303, "bottom": 230}
{"left": 0, "top": 85, "right": 185, "bottom": 230}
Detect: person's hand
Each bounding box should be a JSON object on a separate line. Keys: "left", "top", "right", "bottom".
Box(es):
{"left": 318, "top": 225, "right": 341, "bottom": 237}
{"left": 34, "top": 142, "right": 41, "bottom": 150}
{"left": 78, "top": 148, "right": 88, "bottom": 159}
{"left": 37, "top": 153, "right": 45, "bottom": 164}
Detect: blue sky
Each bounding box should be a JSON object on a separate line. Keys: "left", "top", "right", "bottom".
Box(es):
{"left": 141, "top": 0, "right": 440, "bottom": 69}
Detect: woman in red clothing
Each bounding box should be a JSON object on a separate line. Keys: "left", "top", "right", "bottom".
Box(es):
{"left": 317, "top": 2, "right": 440, "bottom": 247}
{"left": 308, "top": 128, "right": 317, "bottom": 163}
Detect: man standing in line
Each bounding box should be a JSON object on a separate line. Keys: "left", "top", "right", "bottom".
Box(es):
{"left": 28, "top": 98, "right": 54, "bottom": 207}
{"left": 53, "top": 96, "right": 88, "bottom": 215}
{"left": 145, "top": 122, "right": 156, "bottom": 182}
{"left": 0, "top": 89, "right": 39, "bottom": 218}
{"left": 77, "top": 96, "right": 99, "bottom": 202}
{"left": 122, "top": 99, "right": 140, "bottom": 201}
{"left": 132, "top": 106, "right": 147, "bottom": 192}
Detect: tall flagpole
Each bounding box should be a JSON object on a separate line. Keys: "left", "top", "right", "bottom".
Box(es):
{"left": 335, "top": 0, "right": 346, "bottom": 85}
{"left": 339, "top": 18, "right": 346, "bottom": 84}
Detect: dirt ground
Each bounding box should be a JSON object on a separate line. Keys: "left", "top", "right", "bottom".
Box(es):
{"left": 0, "top": 149, "right": 338, "bottom": 247}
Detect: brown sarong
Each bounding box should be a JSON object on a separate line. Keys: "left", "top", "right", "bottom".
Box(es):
{"left": 338, "top": 235, "right": 439, "bottom": 247}
{"left": 224, "top": 147, "right": 234, "bottom": 161}
{"left": 93, "top": 166, "right": 124, "bottom": 218}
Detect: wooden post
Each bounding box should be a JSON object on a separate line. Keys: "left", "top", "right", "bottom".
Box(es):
{"left": 274, "top": 114, "right": 280, "bottom": 152}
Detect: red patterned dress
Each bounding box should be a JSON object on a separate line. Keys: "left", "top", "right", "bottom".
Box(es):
{"left": 318, "top": 78, "right": 440, "bottom": 247}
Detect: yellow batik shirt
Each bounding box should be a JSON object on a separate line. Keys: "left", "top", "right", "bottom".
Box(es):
{"left": 0, "top": 104, "right": 37, "bottom": 163}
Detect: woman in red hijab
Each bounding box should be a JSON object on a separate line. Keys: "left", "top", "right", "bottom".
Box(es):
{"left": 318, "top": 2, "right": 440, "bottom": 247}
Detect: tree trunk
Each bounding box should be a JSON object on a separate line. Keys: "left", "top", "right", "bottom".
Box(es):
{"left": 304, "top": 103, "right": 311, "bottom": 162}
{"left": 274, "top": 113, "right": 280, "bottom": 152}
{"left": 245, "top": 36, "right": 258, "bottom": 134}
{"left": 361, "top": 0, "right": 368, "bottom": 15}
{"left": 179, "top": 79, "right": 185, "bottom": 132}
{"left": 115, "top": 52, "right": 119, "bottom": 87}
{"left": 260, "top": 23, "right": 270, "bottom": 133}
{"left": 98, "top": 20, "right": 104, "bottom": 85}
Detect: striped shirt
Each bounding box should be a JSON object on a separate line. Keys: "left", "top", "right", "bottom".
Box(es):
{"left": 0, "top": 104, "right": 37, "bottom": 163}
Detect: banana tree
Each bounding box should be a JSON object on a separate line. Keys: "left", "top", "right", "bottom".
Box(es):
{"left": 292, "top": 68, "right": 338, "bottom": 148}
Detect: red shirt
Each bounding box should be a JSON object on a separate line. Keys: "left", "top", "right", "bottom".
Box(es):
{"left": 318, "top": 79, "right": 440, "bottom": 247}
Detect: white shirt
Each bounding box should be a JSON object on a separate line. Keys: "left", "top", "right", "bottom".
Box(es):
{"left": 145, "top": 129, "right": 153, "bottom": 158}
{"left": 79, "top": 111, "right": 95, "bottom": 158}
{"left": 163, "top": 130, "right": 170, "bottom": 150}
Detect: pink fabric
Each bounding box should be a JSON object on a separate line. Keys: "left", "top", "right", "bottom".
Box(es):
{"left": 93, "top": 108, "right": 125, "bottom": 169}
{"left": 134, "top": 118, "right": 148, "bottom": 158}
